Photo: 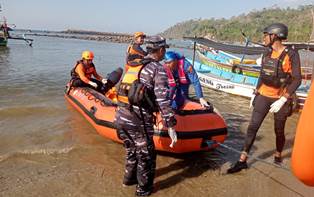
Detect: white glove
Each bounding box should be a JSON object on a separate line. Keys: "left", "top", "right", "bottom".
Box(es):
{"left": 269, "top": 96, "right": 288, "bottom": 113}
{"left": 199, "top": 98, "right": 209, "bottom": 108}
{"left": 249, "top": 94, "right": 256, "bottom": 109}
{"left": 168, "top": 127, "right": 177, "bottom": 148}
{"left": 88, "top": 81, "right": 98, "bottom": 89}
{"left": 256, "top": 56, "right": 262, "bottom": 66}
{"left": 101, "top": 78, "right": 107, "bottom": 85}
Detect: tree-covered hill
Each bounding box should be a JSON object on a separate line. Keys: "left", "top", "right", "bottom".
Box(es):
{"left": 161, "top": 5, "right": 314, "bottom": 42}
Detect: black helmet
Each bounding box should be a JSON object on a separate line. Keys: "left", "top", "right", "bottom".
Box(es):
{"left": 263, "top": 23, "right": 288, "bottom": 39}
{"left": 145, "top": 35, "right": 169, "bottom": 50}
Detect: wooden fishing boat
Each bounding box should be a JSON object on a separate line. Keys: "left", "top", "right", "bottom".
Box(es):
{"left": 198, "top": 49, "right": 313, "bottom": 80}
{"left": 190, "top": 59, "right": 309, "bottom": 110}
{"left": 0, "top": 8, "right": 33, "bottom": 47}
{"left": 185, "top": 36, "right": 314, "bottom": 81}
{"left": 198, "top": 50, "right": 260, "bottom": 77}
{"left": 0, "top": 36, "right": 7, "bottom": 46}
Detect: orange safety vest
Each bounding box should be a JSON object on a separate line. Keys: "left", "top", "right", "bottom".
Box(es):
{"left": 258, "top": 49, "right": 292, "bottom": 98}
{"left": 125, "top": 44, "right": 146, "bottom": 71}
{"left": 117, "top": 64, "right": 143, "bottom": 105}
{"left": 71, "top": 60, "right": 95, "bottom": 80}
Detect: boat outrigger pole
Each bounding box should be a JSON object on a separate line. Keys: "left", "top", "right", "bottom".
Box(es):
{"left": 192, "top": 35, "right": 196, "bottom": 66}
{"left": 8, "top": 35, "right": 33, "bottom": 46}
{"left": 241, "top": 31, "right": 265, "bottom": 47}
{"left": 240, "top": 30, "right": 250, "bottom": 64}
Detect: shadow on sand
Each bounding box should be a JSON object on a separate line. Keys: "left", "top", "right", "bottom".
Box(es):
{"left": 154, "top": 112, "right": 248, "bottom": 191}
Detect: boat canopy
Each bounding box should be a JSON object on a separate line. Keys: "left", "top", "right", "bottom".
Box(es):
{"left": 184, "top": 37, "right": 314, "bottom": 55}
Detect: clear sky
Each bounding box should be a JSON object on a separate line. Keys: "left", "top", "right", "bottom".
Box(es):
{"left": 1, "top": 0, "right": 313, "bottom": 34}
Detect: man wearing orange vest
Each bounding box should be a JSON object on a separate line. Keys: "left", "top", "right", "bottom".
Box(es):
{"left": 164, "top": 51, "right": 209, "bottom": 110}
{"left": 70, "top": 50, "right": 122, "bottom": 94}
{"left": 125, "top": 32, "right": 148, "bottom": 71}
{"left": 227, "top": 23, "right": 302, "bottom": 173}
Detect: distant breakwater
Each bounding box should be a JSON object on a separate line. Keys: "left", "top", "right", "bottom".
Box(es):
{"left": 25, "top": 29, "right": 192, "bottom": 49}
{"left": 26, "top": 30, "right": 134, "bottom": 44}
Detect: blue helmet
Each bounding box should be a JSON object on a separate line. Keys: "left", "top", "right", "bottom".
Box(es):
{"left": 164, "top": 51, "right": 181, "bottom": 63}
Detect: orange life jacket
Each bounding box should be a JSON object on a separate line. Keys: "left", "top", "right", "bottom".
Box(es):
{"left": 117, "top": 64, "right": 143, "bottom": 105}
{"left": 71, "top": 60, "right": 95, "bottom": 80}
{"left": 125, "top": 44, "right": 146, "bottom": 70}
{"left": 258, "top": 49, "right": 293, "bottom": 98}
{"left": 117, "top": 58, "right": 156, "bottom": 110}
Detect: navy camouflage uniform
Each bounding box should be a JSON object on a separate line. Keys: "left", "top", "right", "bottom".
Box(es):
{"left": 115, "top": 54, "right": 176, "bottom": 194}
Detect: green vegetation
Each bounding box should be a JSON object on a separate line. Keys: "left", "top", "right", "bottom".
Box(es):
{"left": 161, "top": 5, "right": 314, "bottom": 42}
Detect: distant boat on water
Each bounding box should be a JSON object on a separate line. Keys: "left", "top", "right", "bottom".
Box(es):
{"left": 0, "top": 4, "right": 33, "bottom": 47}
{"left": 0, "top": 35, "right": 8, "bottom": 46}
{"left": 0, "top": 19, "right": 9, "bottom": 46}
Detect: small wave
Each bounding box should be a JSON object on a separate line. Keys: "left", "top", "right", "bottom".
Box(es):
{"left": 0, "top": 105, "right": 65, "bottom": 118}
{"left": 0, "top": 146, "right": 74, "bottom": 163}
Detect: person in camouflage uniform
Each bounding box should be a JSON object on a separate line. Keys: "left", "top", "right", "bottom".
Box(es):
{"left": 114, "top": 35, "right": 177, "bottom": 196}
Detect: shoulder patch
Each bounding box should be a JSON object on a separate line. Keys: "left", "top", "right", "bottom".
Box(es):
{"left": 188, "top": 65, "right": 193, "bottom": 73}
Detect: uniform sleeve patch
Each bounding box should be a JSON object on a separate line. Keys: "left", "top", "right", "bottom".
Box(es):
{"left": 188, "top": 66, "right": 193, "bottom": 73}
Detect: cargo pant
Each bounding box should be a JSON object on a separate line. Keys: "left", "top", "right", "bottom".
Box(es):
{"left": 115, "top": 108, "right": 156, "bottom": 193}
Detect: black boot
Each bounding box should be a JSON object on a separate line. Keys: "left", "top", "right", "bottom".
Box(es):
{"left": 135, "top": 185, "right": 154, "bottom": 196}
{"left": 135, "top": 190, "right": 153, "bottom": 196}
{"left": 227, "top": 161, "right": 248, "bottom": 174}
{"left": 123, "top": 174, "right": 138, "bottom": 187}
{"left": 274, "top": 156, "right": 282, "bottom": 165}
{"left": 122, "top": 179, "right": 138, "bottom": 187}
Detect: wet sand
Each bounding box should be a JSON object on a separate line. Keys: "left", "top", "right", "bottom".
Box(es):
{"left": 1, "top": 88, "right": 314, "bottom": 197}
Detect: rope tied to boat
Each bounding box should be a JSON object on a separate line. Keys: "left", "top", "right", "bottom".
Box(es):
{"left": 205, "top": 140, "right": 291, "bottom": 171}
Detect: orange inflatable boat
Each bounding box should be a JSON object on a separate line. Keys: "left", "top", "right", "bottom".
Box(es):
{"left": 65, "top": 86, "right": 228, "bottom": 153}
{"left": 291, "top": 83, "right": 314, "bottom": 186}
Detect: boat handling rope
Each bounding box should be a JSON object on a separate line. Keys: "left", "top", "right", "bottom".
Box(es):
{"left": 206, "top": 140, "right": 306, "bottom": 196}
{"left": 205, "top": 140, "right": 290, "bottom": 171}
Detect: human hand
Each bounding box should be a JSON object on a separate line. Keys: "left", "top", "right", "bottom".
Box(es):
{"left": 101, "top": 78, "right": 107, "bottom": 85}
{"left": 249, "top": 94, "right": 256, "bottom": 109}
{"left": 167, "top": 127, "right": 177, "bottom": 148}
{"left": 269, "top": 96, "right": 288, "bottom": 113}
{"left": 88, "top": 81, "right": 98, "bottom": 88}
{"left": 200, "top": 98, "right": 209, "bottom": 108}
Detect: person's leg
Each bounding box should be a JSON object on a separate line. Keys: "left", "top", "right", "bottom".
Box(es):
{"left": 228, "top": 95, "right": 273, "bottom": 173}
{"left": 90, "top": 78, "right": 103, "bottom": 92}
{"left": 102, "top": 67, "right": 123, "bottom": 93}
{"left": 273, "top": 100, "right": 291, "bottom": 163}
{"left": 71, "top": 78, "right": 89, "bottom": 87}
{"left": 72, "top": 78, "right": 101, "bottom": 92}
{"left": 118, "top": 127, "right": 138, "bottom": 185}
{"left": 135, "top": 125, "right": 156, "bottom": 196}
{"left": 242, "top": 95, "right": 273, "bottom": 155}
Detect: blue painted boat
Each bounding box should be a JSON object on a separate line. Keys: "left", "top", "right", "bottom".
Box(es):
{"left": 198, "top": 49, "right": 312, "bottom": 80}
{"left": 198, "top": 49, "right": 261, "bottom": 77}
{"left": 188, "top": 58, "right": 310, "bottom": 110}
